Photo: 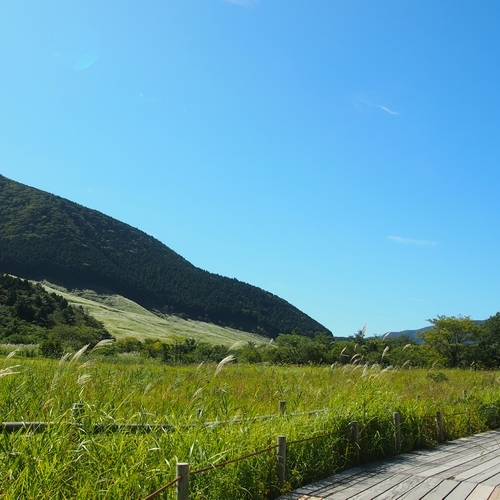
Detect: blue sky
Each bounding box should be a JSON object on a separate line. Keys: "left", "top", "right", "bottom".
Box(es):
{"left": 1, "top": 1, "right": 499, "bottom": 337}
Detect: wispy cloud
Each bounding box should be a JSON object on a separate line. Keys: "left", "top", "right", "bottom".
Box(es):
{"left": 388, "top": 236, "right": 437, "bottom": 246}
{"left": 358, "top": 98, "right": 399, "bottom": 116}
{"left": 376, "top": 104, "right": 398, "bottom": 115}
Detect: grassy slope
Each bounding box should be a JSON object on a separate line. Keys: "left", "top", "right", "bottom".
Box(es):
{"left": 40, "top": 282, "right": 269, "bottom": 346}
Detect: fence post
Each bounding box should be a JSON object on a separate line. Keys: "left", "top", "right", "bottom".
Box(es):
{"left": 279, "top": 401, "right": 286, "bottom": 416}
{"left": 177, "top": 463, "right": 189, "bottom": 500}
{"left": 435, "top": 411, "right": 444, "bottom": 443}
{"left": 351, "top": 421, "right": 359, "bottom": 464}
{"left": 277, "top": 435, "right": 287, "bottom": 486}
{"left": 393, "top": 412, "right": 401, "bottom": 453}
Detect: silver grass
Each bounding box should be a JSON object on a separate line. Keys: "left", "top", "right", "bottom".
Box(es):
{"left": 5, "top": 349, "right": 19, "bottom": 360}
{"left": 191, "top": 388, "right": 203, "bottom": 400}
{"left": 70, "top": 344, "right": 90, "bottom": 363}
{"left": 91, "top": 339, "right": 115, "bottom": 351}
{"left": 0, "top": 365, "right": 20, "bottom": 378}
{"left": 77, "top": 373, "right": 91, "bottom": 385}
{"left": 58, "top": 353, "right": 70, "bottom": 365}
{"left": 381, "top": 346, "right": 390, "bottom": 359}
{"left": 227, "top": 341, "right": 245, "bottom": 352}
{"left": 214, "top": 355, "right": 235, "bottom": 376}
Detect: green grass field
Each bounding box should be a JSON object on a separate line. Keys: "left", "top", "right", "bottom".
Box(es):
{"left": 0, "top": 355, "right": 499, "bottom": 499}
{"left": 40, "top": 281, "right": 269, "bottom": 346}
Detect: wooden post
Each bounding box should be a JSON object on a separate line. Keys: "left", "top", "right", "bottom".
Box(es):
{"left": 177, "top": 463, "right": 189, "bottom": 500}
{"left": 279, "top": 400, "right": 286, "bottom": 416}
{"left": 351, "top": 420, "right": 359, "bottom": 464}
{"left": 435, "top": 411, "right": 444, "bottom": 443}
{"left": 393, "top": 412, "right": 401, "bottom": 453}
{"left": 277, "top": 435, "right": 287, "bottom": 485}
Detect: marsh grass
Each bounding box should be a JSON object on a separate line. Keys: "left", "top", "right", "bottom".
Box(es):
{"left": 0, "top": 359, "right": 499, "bottom": 498}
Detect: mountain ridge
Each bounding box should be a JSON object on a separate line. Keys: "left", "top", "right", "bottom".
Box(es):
{"left": 0, "top": 174, "right": 330, "bottom": 338}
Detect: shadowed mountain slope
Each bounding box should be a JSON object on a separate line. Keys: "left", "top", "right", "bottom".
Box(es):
{"left": 0, "top": 175, "right": 330, "bottom": 338}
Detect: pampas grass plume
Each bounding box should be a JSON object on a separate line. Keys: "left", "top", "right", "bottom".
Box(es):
{"left": 214, "top": 355, "right": 235, "bottom": 376}
{"left": 70, "top": 344, "right": 90, "bottom": 363}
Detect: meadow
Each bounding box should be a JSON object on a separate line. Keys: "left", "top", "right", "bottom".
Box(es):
{"left": 0, "top": 356, "right": 499, "bottom": 499}
{"left": 41, "top": 282, "right": 269, "bottom": 346}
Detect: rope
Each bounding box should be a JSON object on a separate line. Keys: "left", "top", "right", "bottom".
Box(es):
{"left": 287, "top": 429, "right": 339, "bottom": 446}
{"left": 190, "top": 444, "right": 277, "bottom": 475}
{"left": 141, "top": 475, "right": 182, "bottom": 500}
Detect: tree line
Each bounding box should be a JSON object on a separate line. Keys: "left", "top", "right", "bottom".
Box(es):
{"left": 80, "top": 313, "right": 500, "bottom": 369}
{"left": 1, "top": 272, "right": 499, "bottom": 369}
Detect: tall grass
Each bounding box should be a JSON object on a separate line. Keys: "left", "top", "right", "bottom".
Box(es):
{"left": 0, "top": 358, "right": 499, "bottom": 498}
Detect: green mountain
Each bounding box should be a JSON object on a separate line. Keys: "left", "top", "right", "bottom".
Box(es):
{"left": 0, "top": 174, "right": 330, "bottom": 338}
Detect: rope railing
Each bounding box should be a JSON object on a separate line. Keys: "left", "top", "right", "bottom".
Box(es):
{"left": 139, "top": 403, "right": 499, "bottom": 499}
{"left": 0, "top": 401, "right": 327, "bottom": 435}
{"left": 141, "top": 475, "right": 182, "bottom": 500}
{"left": 190, "top": 444, "right": 277, "bottom": 476}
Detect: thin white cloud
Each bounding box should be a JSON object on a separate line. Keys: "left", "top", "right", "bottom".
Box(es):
{"left": 377, "top": 104, "right": 399, "bottom": 116}
{"left": 358, "top": 98, "right": 399, "bottom": 116}
{"left": 388, "top": 236, "right": 437, "bottom": 246}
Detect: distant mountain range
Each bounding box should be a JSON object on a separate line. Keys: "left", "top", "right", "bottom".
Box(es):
{"left": 0, "top": 174, "right": 330, "bottom": 338}
{"left": 385, "top": 327, "right": 432, "bottom": 343}
{"left": 386, "top": 321, "right": 483, "bottom": 343}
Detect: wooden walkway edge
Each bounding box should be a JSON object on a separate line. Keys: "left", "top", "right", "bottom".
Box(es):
{"left": 278, "top": 430, "right": 500, "bottom": 500}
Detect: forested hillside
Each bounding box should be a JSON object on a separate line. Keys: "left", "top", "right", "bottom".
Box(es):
{"left": 0, "top": 274, "right": 111, "bottom": 355}
{"left": 0, "top": 175, "right": 329, "bottom": 338}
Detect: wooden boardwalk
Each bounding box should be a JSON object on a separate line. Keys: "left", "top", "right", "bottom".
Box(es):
{"left": 279, "top": 430, "right": 500, "bottom": 500}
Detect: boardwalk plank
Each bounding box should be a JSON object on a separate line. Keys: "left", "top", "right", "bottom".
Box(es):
{"left": 481, "top": 471, "right": 500, "bottom": 487}
{"left": 443, "top": 481, "right": 478, "bottom": 500}
{"left": 278, "top": 430, "right": 500, "bottom": 500}
{"left": 350, "top": 473, "right": 412, "bottom": 500}
{"left": 393, "top": 477, "right": 442, "bottom": 500}
{"left": 465, "top": 484, "right": 495, "bottom": 499}
{"left": 431, "top": 457, "right": 499, "bottom": 482}
{"left": 488, "top": 486, "right": 500, "bottom": 500}
{"left": 454, "top": 456, "right": 500, "bottom": 482}
{"left": 420, "top": 479, "right": 460, "bottom": 499}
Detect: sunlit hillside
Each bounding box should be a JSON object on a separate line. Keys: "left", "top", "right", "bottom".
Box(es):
{"left": 40, "top": 281, "right": 269, "bottom": 346}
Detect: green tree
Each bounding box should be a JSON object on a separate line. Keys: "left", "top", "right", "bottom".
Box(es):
{"left": 420, "top": 315, "right": 480, "bottom": 368}
{"left": 39, "top": 336, "right": 64, "bottom": 358}
{"left": 476, "top": 312, "right": 500, "bottom": 368}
